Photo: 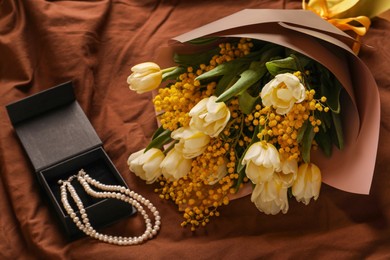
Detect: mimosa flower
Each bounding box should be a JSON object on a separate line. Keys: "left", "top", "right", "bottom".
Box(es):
{"left": 205, "top": 159, "right": 227, "bottom": 185}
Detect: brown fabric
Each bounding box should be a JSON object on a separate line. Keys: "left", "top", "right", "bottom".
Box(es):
{"left": 0, "top": 0, "right": 389, "bottom": 259}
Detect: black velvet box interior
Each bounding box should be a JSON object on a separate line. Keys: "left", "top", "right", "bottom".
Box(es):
{"left": 6, "top": 82, "right": 136, "bottom": 239}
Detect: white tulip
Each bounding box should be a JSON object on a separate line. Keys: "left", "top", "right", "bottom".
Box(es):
{"left": 160, "top": 144, "right": 192, "bottom": 181}
{"left": 251, "top": 174, "right": 289, "bottom": 215}
{"left": 127, "top": 62, "right": 162, "bottom": 94}
{"left": 127, "top": 148, "right": 165, "bottom": 184}
{"left": 292, "top": 163, "right": 322, "bottom": 205}
{"left": 241, "top": 141, "right": 281, "bottom": 184}
{"left": 189, "top": 96, "right": 230, "bottom": 138}
{"left": 171, "top": 126, "right": 210, "bottom": 159}
{"left": 261, "top": 73, "right": 306, "bottom": 115}
{"left": 278, "top": 155, "right": 298, "bottom": 187}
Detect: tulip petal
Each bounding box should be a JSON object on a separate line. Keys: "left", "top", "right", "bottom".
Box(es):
{"left": 131, "top": 62, "right": 160, "bottom": 73}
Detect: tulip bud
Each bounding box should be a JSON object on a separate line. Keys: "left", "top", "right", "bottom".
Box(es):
{"left": 251, "top": 174, "right": 289, "bottom": 215}
{"left": 127, "top": 148, "right": 165, "bottom": 184}
{"left": 160, "top": 144, "right": 192, "bottom": 181}
{"left": 292, "top": 163, "right": 321, "bottom": 205}
{"left": 277, "top": 155, "right": 298, "bottom": 187}
{"left": 127, "top": 62, "right": 162, "bottom": 94}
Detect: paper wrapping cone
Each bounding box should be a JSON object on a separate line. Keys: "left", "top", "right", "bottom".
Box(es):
{"left": 156, "top": 9, "right": 380, "bottom": 195}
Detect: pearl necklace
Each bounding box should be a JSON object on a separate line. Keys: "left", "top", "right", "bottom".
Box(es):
{"left": 58, "top": 169, "right": 161, "bottom": 245}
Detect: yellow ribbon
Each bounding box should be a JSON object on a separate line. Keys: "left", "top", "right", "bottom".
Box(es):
{"left": 302, "top": 0, "right": 371, "bottom": 54}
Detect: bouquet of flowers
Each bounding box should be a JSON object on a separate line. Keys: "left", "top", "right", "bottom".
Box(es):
{"left": 126, "top": 8, "right": 380, "bottom": 231}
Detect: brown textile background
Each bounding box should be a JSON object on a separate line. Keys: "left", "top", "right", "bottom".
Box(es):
{"left": 1, "top": 0, "right": 389, "bottom": 259}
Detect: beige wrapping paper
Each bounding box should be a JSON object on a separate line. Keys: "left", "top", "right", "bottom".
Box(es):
{"left": 156, "top": 9, "right": 380, "bottom": 195}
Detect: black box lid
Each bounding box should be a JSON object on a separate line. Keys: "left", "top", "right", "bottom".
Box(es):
{"left": 6, "top": 82, "right": 102, "bottom": 171}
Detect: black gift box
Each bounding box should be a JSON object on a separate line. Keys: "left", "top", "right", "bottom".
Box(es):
{"left": 6, "top": 81, "right": 136, "bottom": 239}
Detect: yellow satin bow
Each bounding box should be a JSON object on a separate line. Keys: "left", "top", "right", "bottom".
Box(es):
{"left": 302, "top": 0, "right": 371, "bottom": 54}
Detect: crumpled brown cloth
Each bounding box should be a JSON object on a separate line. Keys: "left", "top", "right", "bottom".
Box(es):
{"left": 1, "top": 0, "right": 390, "bottom": 259}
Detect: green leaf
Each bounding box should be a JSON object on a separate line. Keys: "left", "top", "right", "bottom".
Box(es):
{"left": 318, "top": 65, "right": 342, "bottom": 113}
{"left": 174, "top": 48, "right": 219, "bottom": 67}
{"left": 199, "top": 44, "right": 282, "bottom": 96}
{"left": 195, "top": 61, "right": 238, "bottom": 83}
{"left": 296, "top": 120, "right": 308, "bottom": 143}
{"left": 315, "top": 127, "right": 332, "bottom": 157}
{"left": 145, "top": 129, "right": 172, "bottom": 151}
{"left": 234, "top": 167, "right": 247, "bottom": 192}
{"left": 265, "top": 56, "right": 298, "bottom": 76}
{"left": 287, "top": 187, "right": 293, "bottom": 198}
{"left": 331, "top": 111, "right": 344, "bottom": 150}
{"left": 329, "top": 79, "right": 343, "bottom": 114}
{"left": 254, "top": 44, "right": 284, "bottom": 63}
{"left": 238, "top": 90, "right": 260, "bottom": 115}
{"left": 236, "top": 124, "right": 261, "bottom": 174}
{"left": 215, "top": 71, "right": 239, "bottom": 96}
{"left": 162, "top": 67, "right": 186, "bottom": 82}
{"left": 151, "top": 125, "right": 166, "bottom": 140}
{"left": 288, "top": 52, "right": 312, "bottom": 70}
{"left": 215, "top": 63, "right": 250, "bottom": 95}
{"left": 187, "top": 37, "right": 219, "bottom": 45}
{"left": 216, "top": 63, "right": 266, "bottom": 102}
{"left": 301, "top": 124, "right": 315, "bottom": 163}
{"left": 318, "top": 109, "right": 332, "bottom": 130}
